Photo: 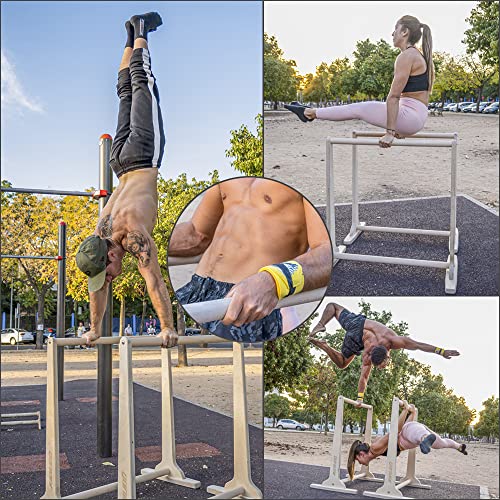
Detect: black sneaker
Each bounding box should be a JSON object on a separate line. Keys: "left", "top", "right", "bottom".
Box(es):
{"left": 130, "top": 12, "right": 163, "bottom": 40}
{"left": 458, "top": 444, "right": 468, "bottom": 455}
{"left": 419, "top": 434, "right": 436, "bottom": 454}
{"left": 284, "top": 103, "right": 313, "bottom": 123}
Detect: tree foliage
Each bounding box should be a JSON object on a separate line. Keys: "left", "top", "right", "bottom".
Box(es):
{"left": 225, "top": 115, "right": 263, "bottom": 177}
{"left": 474, "top": 396, "right": 499, "bottom": 440}
{"left": 264, "top": 393, "right": 291, "bottom": 427}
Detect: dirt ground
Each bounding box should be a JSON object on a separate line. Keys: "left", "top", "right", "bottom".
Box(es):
{"left": 0, "top": 347, "right": 263, "bottom": 426}
{"left": 264, "top": 429, "right": 499, "bottom": 497}
{"left": 264, "top": 111, "right": 499, "bottom": 209}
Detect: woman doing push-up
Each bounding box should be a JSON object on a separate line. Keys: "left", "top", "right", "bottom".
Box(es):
{"left": 347, "top": 401, "right": 467, "bottom": 480}
{"left": 285, "top": 15, "right": 434, "bottom": 148}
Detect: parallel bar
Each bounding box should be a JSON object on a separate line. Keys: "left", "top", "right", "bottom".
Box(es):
{"left": 184, "top": 287, "right": 326, "bottom": 324}
{"left": 1, "top": 412, "right": 40, "bottom": 417}
{"left": 341, "top": 397, "right": 373, "bottom": 410}
{"left": 168, "top": 255, "right": 202, "bottom": 266}
{"left": 51, "top": 334, "right": 229, "bottom": 347}
{"left": 1, "top": 255, "right": 60, "bottom": 260}
{"left": 328, "top": 137, "right": 454, "bottom": 147}
{"left": 357, "top": 226, "right": 450, "bottom": 237}
{"left": 0, "top": 187, "right": 105, "bottom": 197}
{"left": 334, "top": 253, "right": 450, "bottom": 269}
{"left": 352, "top": 130, "right": 457, "bottom": 139}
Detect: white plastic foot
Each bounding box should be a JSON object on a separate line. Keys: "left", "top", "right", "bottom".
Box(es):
{"left": 333, "top": 245, "right": 347, "bottom": 266}
{"left": 140, "top": 468, "right": 201, "bottom": 489}
{"left": 445, "top": 255, "right": 458, "bottom": 294}
{"left": 344, "top": 222, "right": 366, "bottom": 245}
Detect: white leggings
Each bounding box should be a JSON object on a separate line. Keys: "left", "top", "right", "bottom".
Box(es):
{"left": 315, "top": 97, "right": 428, "bottom": 136}
{"left": 398, "top": 421, "right": 460, "bottom": 450}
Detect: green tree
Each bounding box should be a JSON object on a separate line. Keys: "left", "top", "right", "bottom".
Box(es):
{"left": 430, "top": 52, "right": 470, "bottom": 103}
{"left": 225, "top": 115, "right": 263, "bottom": 177}
{"left": 264, "top": 33, "right": 299, "bottom": 109}
{"left": 264, "top": 393, "right": 291, "bottom": 427}
{"left": 264, "top": 319, "right": 314, "bottom": 392}
{"left": 474, "top": 396, "right": 499, "bottom": 441}
{"left": 463, "top": 1, "right": 499, "bottom": 67}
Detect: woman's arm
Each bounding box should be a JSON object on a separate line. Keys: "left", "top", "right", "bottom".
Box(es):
{"left": 379, "top": 52, "right": 413, "bottom": 147}
{"left": 370, "top": 434, "right": 390, "bottom": 456}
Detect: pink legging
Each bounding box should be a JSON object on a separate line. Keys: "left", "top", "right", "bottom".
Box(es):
{"left": 398, "top": 421, "right": 460, "bottom": 451}
{"left": 315, "top": 97, "right": 428, "bottom": 136}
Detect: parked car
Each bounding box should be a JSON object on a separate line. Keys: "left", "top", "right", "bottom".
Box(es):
{"left": 478, "top": 101, "right": 491, "bottom": 113}
{"left": 442, "top": 102, "right": 456, "bottom": 111}
{"left": 483, "top": 102, "right": 499, "bottom": 114}
{"left": 457, "top": 102, "right": 474, "bottom": 112}
{"left": 276, "top": 419, "right": 308, "bottom": 431}
{"left": 1, "top": 328, "right": 34, "bottom": 345}
{"left": 461, "top": 103, "right": 477, "bottom": 113}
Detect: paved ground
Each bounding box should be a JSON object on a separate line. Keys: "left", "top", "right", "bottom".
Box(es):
{"left": 0, "top": 380, "right": 263, "bottom": 499}
{"left": 319, "top": 195, "right": 498, "bottom": 296}
{"left": 264, "top": 459, "right": 487, "bottom": 499}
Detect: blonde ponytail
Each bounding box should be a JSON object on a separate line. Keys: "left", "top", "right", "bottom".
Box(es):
{"left": 421, "top": 23, "right": 435, "bottom": 92}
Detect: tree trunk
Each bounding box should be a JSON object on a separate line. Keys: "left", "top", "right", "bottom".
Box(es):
{"left": 273, "top": 100, "right": 278, "bottom": 110}
{"left": 139, "top": 299, "right": 147, "bottom": 335}
{"left": 176, "top": 303, "right": 188, "bottom": 367}
{"left": 119, "top": 298, "right": 125, "bottom": 336}
{"left": 200, "top": 326, "right": 209, "bottom": 348}
{"left": 35, "top": 287, "right": 49, "bottom": 349}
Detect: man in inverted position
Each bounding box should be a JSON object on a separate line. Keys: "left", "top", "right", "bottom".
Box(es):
{"left": 168, "top": 178, "right": 332, "bottom": 342}
{"left": 76, "top": 13, "right": 177, "bottom": 347}
{"left": 309, "top": 303, "right": 460, "bottom": 404}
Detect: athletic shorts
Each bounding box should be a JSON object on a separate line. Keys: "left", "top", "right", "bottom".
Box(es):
{"left": 176, "top": 274, "right": 283, "bottom": 343}
{"left": 338, "top": 309, "right": 366, "bottom": 358}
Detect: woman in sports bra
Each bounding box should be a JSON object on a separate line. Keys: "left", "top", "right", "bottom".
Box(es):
{"left": 285, "top": 15, "right": 434, "bottom": 148}
{"left": 346, "top": 402, "right": 467, "bottom": 480}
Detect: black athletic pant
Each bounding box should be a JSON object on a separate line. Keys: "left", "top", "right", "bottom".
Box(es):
{"left": 109, "top": 48, "right": 165, "bottom": 178}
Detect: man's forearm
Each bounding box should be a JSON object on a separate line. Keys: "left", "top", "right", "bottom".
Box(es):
{"left": 168, "top": 222, "right": 211, "bottom": 257}
{"left": 144, "top": 270, "right": 175, "bottom": 330}
{"left": 295, "top": 242, "right": 332, "bottom": 291}
{"left": 89, "top": 284, "right": 110, "bottom": 337}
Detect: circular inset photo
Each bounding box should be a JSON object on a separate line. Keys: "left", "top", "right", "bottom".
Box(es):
{"left": 167, "top": 177, "right": 333, "bottom": 342}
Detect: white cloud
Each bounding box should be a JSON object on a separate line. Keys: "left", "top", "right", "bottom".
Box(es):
{"left": 1, "top": 50, "right": 44, "bottom": 113}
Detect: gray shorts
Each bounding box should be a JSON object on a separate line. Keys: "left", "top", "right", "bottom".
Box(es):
{"left": 338, "top": 309, "right": 366, "bottom": 359}
{"left": 176, "top": 274, "right": 283, "bottom": 343}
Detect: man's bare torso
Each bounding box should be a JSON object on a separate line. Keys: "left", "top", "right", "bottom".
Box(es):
{"left": 361, "top": 319, "right": 397, "bottom": 360}
{"left": 196, "top": 178, "right": 309, "bottom": 283}
{"left": 95, "top": 169, "right": 158, "bottom": 248}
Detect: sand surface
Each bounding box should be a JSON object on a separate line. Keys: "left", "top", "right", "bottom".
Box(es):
{"left": 264, "top": 111, "right": 499, "bottom": 209}
{"left": 1, "top": 347, "right": 263, "bottom": 426}
{"left": 264, "top": 429, "right": 499, "bottom": 497}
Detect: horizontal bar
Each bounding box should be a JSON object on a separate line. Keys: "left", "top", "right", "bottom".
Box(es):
{"left": 1, "top": 187, "right": 108, "bottom": 198}
{"left": 341, "top": 396, "right": 373, "bottom": 410}
{"left": 0, "top": 420, "right": 39, "bottom": 426}
{"left": 352, "top": 130, "right": 457, "bottom": 139}
{"left": 63, "top": 467, "right": 170, "bottom": 499}
{"left": 1, "top": 412, "right": 40, "bottom": 418}
{"left": 334, "top": 253, "right": 450, "bottom": 269}
{"left": 328, "top": 137, "right": 455, "bottom": 147}
{"left": 168, "top": 255, "right": 202, "bottom": 266}
{"left": 184, "top": 287, "right": 326, "bottom": 324}
{"left": 51, "top": 334, "right": 229, "bottom": 347}
{"left": 1, "top": 254, "right": 61, "bottom": 260}
{"left": 210, "top": 486, "right": 246, "bottom": 499}
{"left": 396, "top": 478, "right": 412, "bottom": 490}
{"left": 358, "top": 226, "right": 450, "bottom": 237}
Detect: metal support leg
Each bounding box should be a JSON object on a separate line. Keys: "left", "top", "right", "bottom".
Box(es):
{"left": 140, "top": 348, "right": 201, "bottom": 488}
{"left": 42, "top": 339, "right": 61, "bottom": 499}
{"left": 344, "top": 139, "right": 365, "bottom": 245}
{"left": 207, "top": 343, "right": 262, "bottom": 499}
{"left": 445, "top": 138, "right": 458, "bottom": 294}
{"left": 117, "top": 337, "right": 136, "bottom": 499}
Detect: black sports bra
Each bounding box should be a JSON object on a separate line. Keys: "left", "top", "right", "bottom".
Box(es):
{"left": 402, "top": 48, "right": 429, "bottom": 92}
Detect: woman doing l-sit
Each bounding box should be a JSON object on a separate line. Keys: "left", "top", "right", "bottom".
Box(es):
{"left": 286, "top": 16, "right": 435, "bottom": 148}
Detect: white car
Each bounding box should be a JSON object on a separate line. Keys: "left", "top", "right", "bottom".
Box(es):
{"left": 276, "top": 419, "right": 307, "bottom": 431}
{"left": 1, "top": 328, "right": 35, "bottom": 345}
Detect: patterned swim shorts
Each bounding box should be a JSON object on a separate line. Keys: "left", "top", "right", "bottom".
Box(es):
{"left": 175, "top": 274, "right": 283, "bottom": 343}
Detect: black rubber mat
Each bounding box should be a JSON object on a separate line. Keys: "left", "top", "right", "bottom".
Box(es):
{"left": 0, "top": 380, "right": 263, "bottom": 499}
{"left": 317, "top": 195, "right": 498, "bottom": 296}
{"left": 265, "top": 459, "right": 483, "bottom": 499}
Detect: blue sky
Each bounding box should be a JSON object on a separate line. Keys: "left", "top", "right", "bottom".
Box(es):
{"left": 1, "top": 1, "right": 262, "bottom": 191}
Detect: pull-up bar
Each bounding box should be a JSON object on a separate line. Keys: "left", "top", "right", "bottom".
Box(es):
{"left": 1, "top": 254, "right": 62, "bottom": 260}
{"left": 1, "top": 187, "right": 108, "bottom": 199}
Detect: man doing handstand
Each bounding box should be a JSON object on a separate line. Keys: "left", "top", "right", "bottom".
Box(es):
{"left": 309, "top": 303, "right": 460, "bottom": 404}
{"left": 76, "top": 13, "right": 177, "bottom": 347}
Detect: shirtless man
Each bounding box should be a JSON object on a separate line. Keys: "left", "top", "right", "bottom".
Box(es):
{"left": 309, "top": 303, "right": 459, "bottom": 404}
{"left": 76, "top": 13, "right": 177, "bottom": 347}
{"left": 168, "top": 178, "right": 332, "bottom": 342}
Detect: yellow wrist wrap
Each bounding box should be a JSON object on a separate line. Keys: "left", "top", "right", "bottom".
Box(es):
{"left": 357, "top": 392, "right": 364, "bottom": 401}
{"left": 258, "top": 261, "right": 305, "bottom": 300}
{"left": 434, "top": 347, "right": 445, "bottom": 356}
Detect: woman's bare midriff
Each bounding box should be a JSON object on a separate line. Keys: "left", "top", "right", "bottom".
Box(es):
{"left": 401, "top": 90, "right": 429, "bottom": 106}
